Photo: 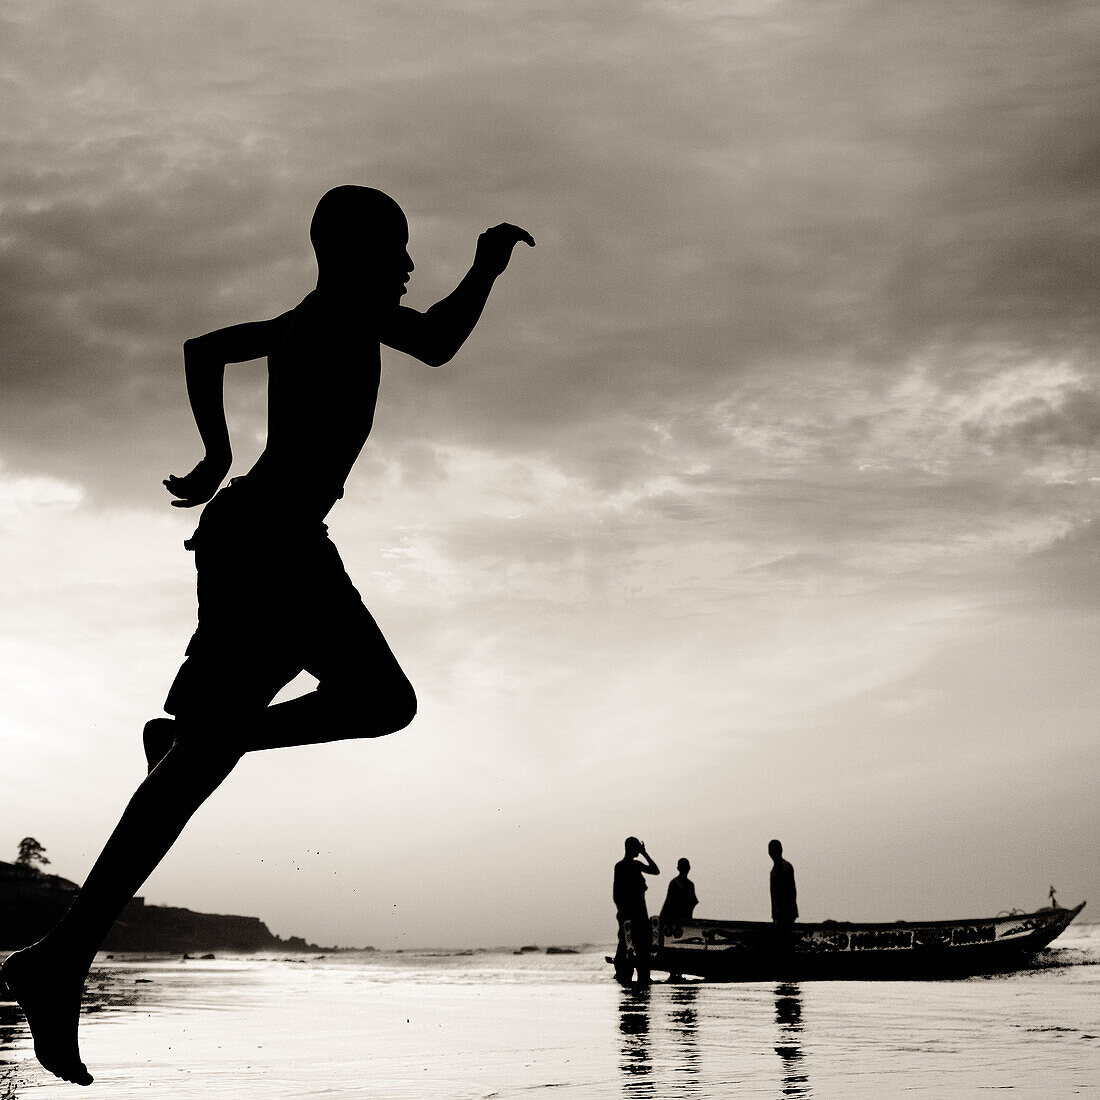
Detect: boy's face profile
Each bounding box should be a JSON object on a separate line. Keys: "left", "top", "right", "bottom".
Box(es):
{"left": 311, "top": 186, "right": 414, "bottom": 306}
{"left": 346, "top": 213, "right": 413, "bottom": 305}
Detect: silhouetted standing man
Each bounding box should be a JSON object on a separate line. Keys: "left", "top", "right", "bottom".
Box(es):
{"left": 1, "top": 185, "right": 533, "bottom": 1086}
{"left": 613, "top": 837, "right": 659, "bottom": 984}
{"left": 769, "top": 839, "right": 798, "bottom": 928}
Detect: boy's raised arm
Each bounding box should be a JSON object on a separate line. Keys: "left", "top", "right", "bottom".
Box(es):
{"left": 164, "top": 313, "right": 292, "bottom": 508}
{"left": 381, "top": 223, "right": 534, "bottom": 367}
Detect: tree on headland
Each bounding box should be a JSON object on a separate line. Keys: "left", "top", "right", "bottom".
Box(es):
{"left": 15, "top": 836, "right": 50, "bottom": 874}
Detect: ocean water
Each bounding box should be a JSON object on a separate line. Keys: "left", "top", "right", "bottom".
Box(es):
{"left": 2, "top": 925, "right": 1098, "bottom": 1098}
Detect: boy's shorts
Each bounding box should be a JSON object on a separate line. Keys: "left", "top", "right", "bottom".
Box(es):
{"left": 164, "top": 480, "right": 404, "bottom": 717}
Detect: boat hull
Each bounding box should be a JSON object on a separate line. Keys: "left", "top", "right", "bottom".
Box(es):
{"left": 633, "top": 902, "right": 1085, "bottom": 981}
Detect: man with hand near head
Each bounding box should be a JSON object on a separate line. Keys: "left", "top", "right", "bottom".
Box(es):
{"left": 613, "top": 837, "right": 660, "bottom": 983}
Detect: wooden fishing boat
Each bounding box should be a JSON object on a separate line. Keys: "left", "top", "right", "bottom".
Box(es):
{"left": 618, "top": 901, "right": 1085, "bottom": 981}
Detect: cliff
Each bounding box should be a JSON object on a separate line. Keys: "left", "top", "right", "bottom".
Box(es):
{"left": 0, "top": 861, "right": 327, "bottom": 953}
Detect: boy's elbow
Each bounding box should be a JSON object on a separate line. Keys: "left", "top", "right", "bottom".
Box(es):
{"left": 424, "top": 346, "right": 454, "bottom": 368}
{"left": 183, "top": 335, "right": 211, "bottom": 360}
{"left": 184, "top": 334, "right": 227, "bottom": 366}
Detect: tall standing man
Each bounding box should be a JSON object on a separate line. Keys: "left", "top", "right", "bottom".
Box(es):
{"left": 613, "top": 837, "right": 660, "bottom": 984}
{"left": 2, "top": 185, "right": 534, "bottom": 1086}
{"left": 768, "top": 839, "right": 798, "bottom": 929}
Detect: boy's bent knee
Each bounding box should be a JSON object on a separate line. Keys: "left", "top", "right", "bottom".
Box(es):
{"left": 368, "top": 681, "right": 416, "bottom": 735}
{"left": 384, "top": 684, "right": 417, "bottom": 733}
{"left": 318, "top": 678, "right": 416, "bottom": 737}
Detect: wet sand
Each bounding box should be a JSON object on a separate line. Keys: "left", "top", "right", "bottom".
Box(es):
{"left": 2, "top": 926, "right": 1098, "bottom": 1097}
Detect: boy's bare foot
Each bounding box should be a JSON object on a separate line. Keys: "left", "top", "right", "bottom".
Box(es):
{"left": 1, "top": 945, "right": 94, "bottom": 1086}
{"left": 143, "top": 718, "right": 176, "bottom": 773}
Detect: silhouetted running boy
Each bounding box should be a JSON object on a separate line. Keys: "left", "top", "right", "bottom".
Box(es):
{"left": 1, "top": 186, "right": 533, "bottom": 1086}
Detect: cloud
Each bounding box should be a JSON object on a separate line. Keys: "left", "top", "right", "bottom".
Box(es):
{"left": 1020, "top": 517, "right": 1100, "bottom": 609}
{"left": 2, "top": 0, "right": 1097, "bottom": 496}
{"left": 965, "top": 377, "right": 1100, "bottom": 453}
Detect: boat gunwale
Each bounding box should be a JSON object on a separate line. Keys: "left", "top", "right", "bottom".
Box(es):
{"left": 662, "top": 901, "right": 1085, "bottom": 937}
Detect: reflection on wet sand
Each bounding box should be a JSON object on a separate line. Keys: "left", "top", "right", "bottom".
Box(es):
{"left": 618, "top": 984, "right": 655, "bottom": 1097}
{"left": 618, "top": 980, "right": 811, "bottom": 1098}
{"left": 618, "top": 982, "right": 704, "bottom": 1098}
{"left": 667, "top": 983, "right": 701, "bottom": 1090}
{"left": 775, "top": 982, "right": 811, "bottom": 1097}
{"left": 1, "top": 999, "right": 23, "bottom": 1095}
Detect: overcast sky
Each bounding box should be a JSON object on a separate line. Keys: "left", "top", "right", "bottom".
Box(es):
{"left": 2, "top": 0, "right": 1097, "bottom": 948}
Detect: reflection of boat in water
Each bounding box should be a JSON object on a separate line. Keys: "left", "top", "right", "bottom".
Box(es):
{"left": 624, "top": 902, "right": 1085, "bottom": 981}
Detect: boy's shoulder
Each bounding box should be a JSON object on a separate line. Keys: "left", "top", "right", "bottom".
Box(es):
{"left": 283, "top": 291, "right": 388, "bottom": 342}
{"left": 274, "top": 293, "right": 352, "bottom": 353}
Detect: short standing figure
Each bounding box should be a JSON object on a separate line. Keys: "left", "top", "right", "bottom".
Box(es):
{"left": 660, "top": 857, "right": 699, "bottom": 982}
{"left": 660, "top": 858, "right": 698, "bottom": 924}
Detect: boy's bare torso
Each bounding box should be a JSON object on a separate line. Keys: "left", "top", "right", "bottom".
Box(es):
{"left": 249, "top": 293, "right": 383, "bottom": 519}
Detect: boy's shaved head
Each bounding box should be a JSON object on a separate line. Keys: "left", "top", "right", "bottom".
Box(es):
{"left": 310, "top": 185, "right": 408, "bottom": 263}
{"left": 310, "top": 186, "right": 413, "bottom": 304}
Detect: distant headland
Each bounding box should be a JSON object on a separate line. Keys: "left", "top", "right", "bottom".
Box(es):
{"left": 0, "top": 860, "right": 350, "bottom": 954}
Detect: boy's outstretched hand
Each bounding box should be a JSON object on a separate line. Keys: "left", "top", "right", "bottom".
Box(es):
{"left": 163, "top": 455, "right": 230, "bottom": 508}
{"left": 473, "top": 223, "right": 535, "bottom": 278}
